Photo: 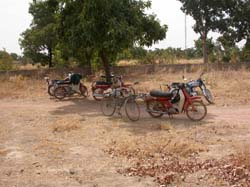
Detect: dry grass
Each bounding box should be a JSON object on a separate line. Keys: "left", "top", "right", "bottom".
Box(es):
{"left": 107, "top": 131, "right": 207, "bottom": 159}
{"left": 117, "top": 59, "right": 203, "bottom": 66}
{"left": 17, "top": 63, "right": 46, "bottom": 70}
{"left": 176, "top": 58, "right": 203, "bottom": 64}
{"left": 126, "top": 68, "right": 250, "bottom": 106}
{"left": 0, "top": 75, "right": 45, "bottom": 99}
{"left": 1, "top": 68, "right": 250, "bottom": 106}
{"left": 233, "top": 144, "right": 250, "bottom": 170}
{"left": 0, "top": 149, "right": 9, "bottom": 156}
{"left": 33, "top": 139, "right": 65, "bottom": 158}
{"left": 50, "top": 117, "right": 82, "bottom": 133}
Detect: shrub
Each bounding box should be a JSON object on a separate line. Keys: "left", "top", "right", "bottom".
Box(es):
{"left": 0, "top": 51, "right": 14, "bottom": 71}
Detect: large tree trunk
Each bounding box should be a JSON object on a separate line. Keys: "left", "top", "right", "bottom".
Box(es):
{"left": 48, "top": 47, "right": 53, "bottom": 68}
{"left": 85, "top": 52, "right": 92, "bottom": 74}
{"left": 100, "top": 51, "right": 111, "bottom": 82}
{"left": 245, "top": 38, "right": 250, "bottom": 49}
{"left": 202, "top": 34, "right": 208, "bottom": 63}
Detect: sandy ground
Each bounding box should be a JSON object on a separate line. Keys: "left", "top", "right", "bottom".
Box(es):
{"left": 0, "top": 93, "right": 250, "bottom": 187}
{"left": 1, "top": 69, "right": 250, "bottom": 186}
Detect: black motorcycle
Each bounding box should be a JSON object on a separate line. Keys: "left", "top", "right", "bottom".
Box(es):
{"left": 44, "top": 72, "right": 72, "bottom": 96}
{"left": 184, "top": 72, "right": 214, "bottom": 104}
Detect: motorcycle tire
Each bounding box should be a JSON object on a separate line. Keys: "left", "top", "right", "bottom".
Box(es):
{"left": 80, "top": 84, "right": 88, "bottom": 97}
{"left": 186, "top": 101, "right": 207, "bottom": 121}
{"left": 203, "top": 89, "right": 214, "bottom": 104}
{"left": 93, "top": 88, "right": 105, "bottom": 101}
{"left": 48, "top": 85, "right": 55, "bottom": 96}
{"left": 146, "top": 100, "right": 165, "bottom": 118}
{"left": 54, "top": 86, "right": 67, "bottom": 100}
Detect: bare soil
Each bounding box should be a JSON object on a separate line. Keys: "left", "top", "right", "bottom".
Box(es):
{"left": 1, "top": 70, "right": 250, "bottom": 187}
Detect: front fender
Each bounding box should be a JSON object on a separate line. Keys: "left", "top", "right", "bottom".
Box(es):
{"left": 190, "top": 96, "right": 203, "bottom": 102}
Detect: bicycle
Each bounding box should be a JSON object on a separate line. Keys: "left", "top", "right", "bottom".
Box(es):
{"left": 101, "top": 87, "right": 140, "bottom": 121}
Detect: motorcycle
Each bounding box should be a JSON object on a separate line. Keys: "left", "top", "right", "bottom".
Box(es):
{"left": 44, "top": 72, "right": 71, "bottom": 96}
{"left": 53, "top": 73, "right": 88, "bottom": 100}
{"left": 183, "top": 72, "right": 214, "bottom": 104}
{"left": 91, "top": 75, "right": 135, "bottom": 101}
{"left": 145, "top": 82, "right": 207, "bottom": 121}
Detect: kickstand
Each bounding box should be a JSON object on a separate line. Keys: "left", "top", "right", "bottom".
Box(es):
{"left": 117, "top": 107, "right": 122, "bottom": 116}
{"left": 168, "top": 114, "right": 174, "bottom": 120}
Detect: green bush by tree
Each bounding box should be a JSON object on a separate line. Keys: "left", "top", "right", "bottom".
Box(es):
{"left": 0, "top": 50, "right": 15, "bottom": 71}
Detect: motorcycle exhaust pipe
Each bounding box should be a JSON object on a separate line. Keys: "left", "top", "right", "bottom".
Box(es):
{"left": 146, "top": 109, "right": 179, "bottom": 115}
{"left": 93, "top": 93, "right": 104, "bottom": 97}
{"left": 146, "top": 109, "right": 167, "bottom": 114}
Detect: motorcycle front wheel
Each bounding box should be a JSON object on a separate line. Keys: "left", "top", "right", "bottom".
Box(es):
{"left": 54, "top": 86, "right": 67, "bottom": 100}
{"left": 186, "top": 101, "right": 207, "bottom": 121}
{"left": 203, "top": 89, "right": 214, "bottom": 104}
{"left": 48, "top": 85, "right": 55, "bottom": 96}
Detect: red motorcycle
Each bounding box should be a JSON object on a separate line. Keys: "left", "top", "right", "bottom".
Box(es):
{"left": 91, "top": 75, "right": 135, "bottom": 101}
{"left": 145, "top": 83, "right": 207, "bottom": 121}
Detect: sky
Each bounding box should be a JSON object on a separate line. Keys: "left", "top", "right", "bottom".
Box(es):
{"left": 0, "top": 0, "right": 203, "bottom": 55}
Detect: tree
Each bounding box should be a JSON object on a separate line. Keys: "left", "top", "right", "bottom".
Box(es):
{"left": 227, "top": 0, "right": 250, "bottom": 46}
{"left": 20, "top": 0, "right": 59, "bottom": 67}
{"left": 178, "top": 0, "right": 226, "bottom": 63}
{"left": 218, "top": 0, "right": 250, "bottom": 61}
{"left": 0, "top": 50, "right": 14, "bottom": 70}
{"left": 60, "top": 0, "right": 167, "bottom": 79}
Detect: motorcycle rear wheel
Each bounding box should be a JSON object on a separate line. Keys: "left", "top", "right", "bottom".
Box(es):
{"left": 80, "top": 84, "right": 88, "bottom": 97}
{"left": 54, "top": 86, "right": 67, "bottom": 100}
{"left": 186, "top": 101, "right": 207, "bottom": 121}
{"left": 146, "top": 100, "right": 165, "bottom": 118}
{"left": 93, "top": 88, "right": 105, "bottom": 101}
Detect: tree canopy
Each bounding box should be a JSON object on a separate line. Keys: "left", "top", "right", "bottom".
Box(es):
{"left": 59, "top": 0, "right": 167, "bottom": 77}
{"left": 20, "top": 0, "right": 59, "bottom": 67}
{"left": 20, "top": 0, "right": 167, "bottom": 73}
{"left": 178, "top": 0, "right": 250, "bottom": 63}
{"left": 178, "top": 0, "right": 226, "bottom": 63}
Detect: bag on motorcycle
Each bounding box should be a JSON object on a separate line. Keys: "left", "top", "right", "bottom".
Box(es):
{"left": 70, "top": 74, "right": 82, "bottom": 85}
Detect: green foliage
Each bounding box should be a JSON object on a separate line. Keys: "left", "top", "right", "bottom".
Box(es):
{"left": 0, "top": 50, "right": 14, "bottom": 71}
{"left": 178, "top": 0, "right": 228, "bottom": 63}
{"left": 20, "top": 0, "right": 59, "bottom": 67}
{"left": 220, "top": 0, "right": 250, "bottom": 45}
{"left": 117, "top": 47, "right": 147, "bottom": 61}
{"left": 60, "top": 0, "right": 167, "bottom": 77}
{"left": 116, "top": 47, "right": 203, "bottom": 64}
{"left": 240, "top": 46, "right": 250, "bottom": 62}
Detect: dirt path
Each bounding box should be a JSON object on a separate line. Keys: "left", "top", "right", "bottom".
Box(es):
{"left": 0, "top": 98, "right": 250, "bottom": 187}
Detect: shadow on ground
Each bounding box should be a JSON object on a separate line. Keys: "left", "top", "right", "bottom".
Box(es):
{"left": 49, "top": 97, "right": 102, "bottom": 117}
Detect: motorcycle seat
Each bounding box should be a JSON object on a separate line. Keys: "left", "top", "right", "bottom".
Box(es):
{"left": 96, "top": 81, "right": 112, "bottom": 86}
{"left": 56, "top": 80, "right": 71, "bottom": 85}
{"left": 150, "top": 90, "right": 173, "bottom": 98}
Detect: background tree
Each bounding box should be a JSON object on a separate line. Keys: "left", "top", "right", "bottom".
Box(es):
{"left": 218, "top": 0, "right": 250, "bottom": 61}
{"left": 0, "top": 50, "right": 14, "bottom": 71}
{"left": 60, "top": 0, "right": 167, "bottom": 79}
{"left": 20, "top": 0, "right": 59, "bottom": 67}
{"left": 59, "top": 0, "right": 95, "bottom": 72}
{"left": 178, "top": 0, "right": 226, "bottom": 63}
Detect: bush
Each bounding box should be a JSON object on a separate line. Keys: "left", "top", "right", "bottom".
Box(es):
{"left": 0, "top": 51, "right": 14, "bottom": 71}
